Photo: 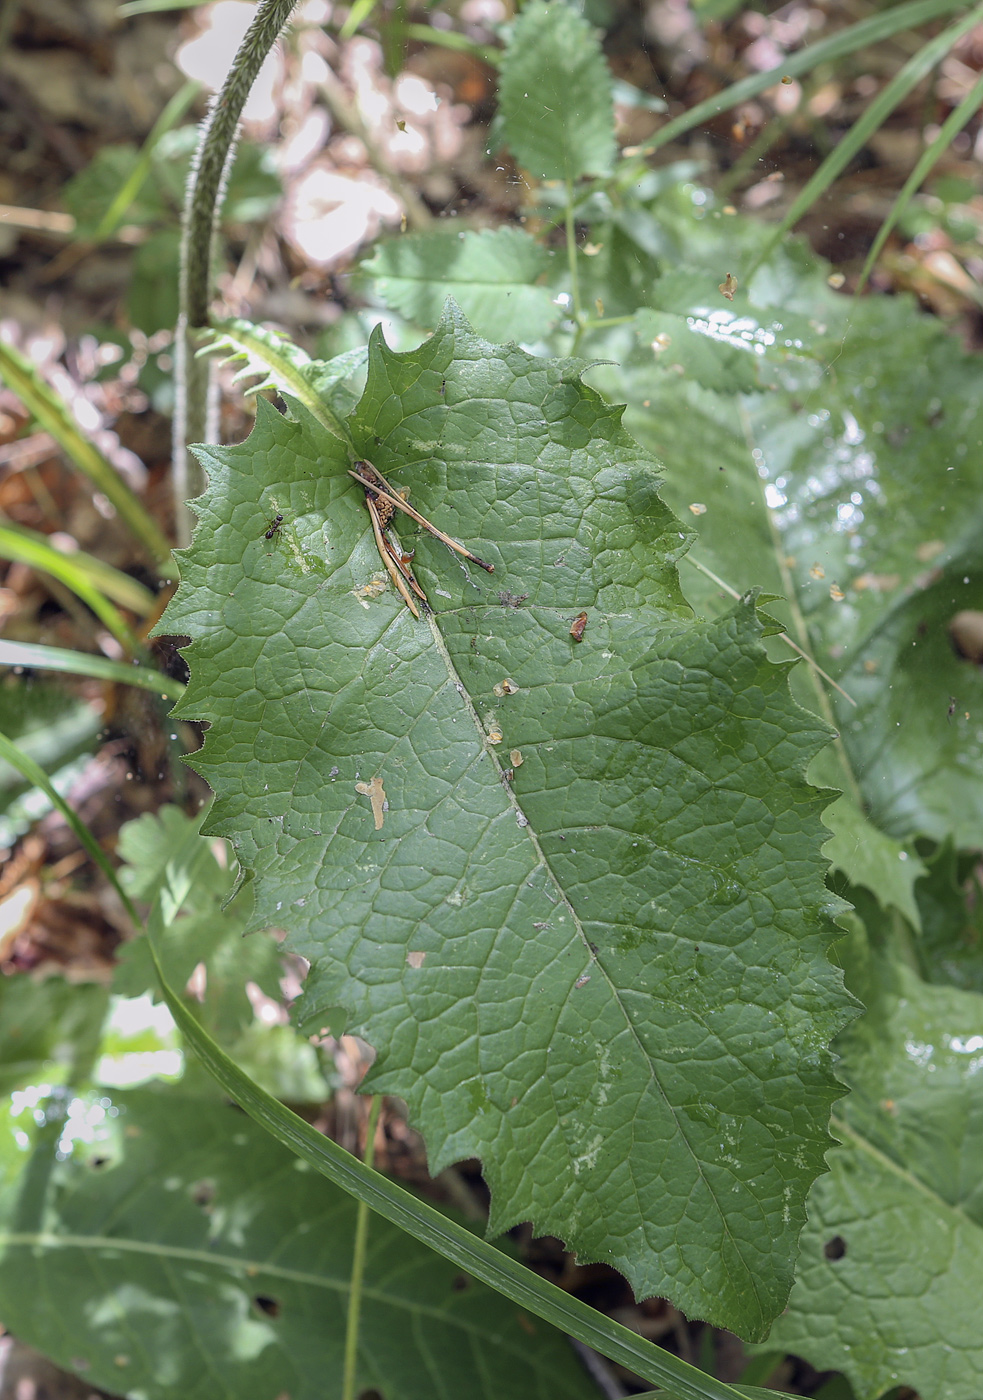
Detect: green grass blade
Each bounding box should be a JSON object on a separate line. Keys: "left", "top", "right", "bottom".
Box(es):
{"left": 0, "top": 640, "right": 184, "bottom": 697}
{"left": 146, "top": 887, "right": 794, "bottom": 1400}
{"left": 340, "top": 0, "right": 380, "bottom": 38}
{"left": 632, "top": 0, "right": 970, "bottom": 159}
{"left": 93, "top": 80, "right": 202, "bottom": 242}
{"left": 0, "top": 521, "right": 156, "bottom": 613}
{"left": 0, "top": 728, "right": 138, "bottom": 924}
{"left": 749, "top": 3, "right": 983, "bottom": 273}
{"left": 0, "top": 340, "right": 175, "bottom": 576}
{"left": 116, "top": 0, "right": 200, "bottom": 14}
{"left": 0, "top": 523, "right": 140, "bottom": 650}
{"left": 858, "top": 66, "right": 983, "bottom": 290}
{"left": 402, "top": 22, "right": 501, "bottom": 66}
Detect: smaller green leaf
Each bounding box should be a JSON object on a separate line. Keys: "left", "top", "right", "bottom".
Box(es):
{"left": 130, "top": 228, "right": 181, "bottom": 335}
{"left": 768, "top": 965, "right": 983, "bottom": 1400}
{"left": 0, "top": 1088, "right": 600, "bottom": 1400}
{"left": 0, "top": 974, "right": 108, "bottom": 1095}
{"left": 92, "top": 80, "right": 201, "bottom": 242}
{"left": 821, "top": 795, "right": 926, "bottom": 930}
{"left": 912, "top": 839, "right": 983, "bottom": 994}
{"left": 362, "top": 228, "right": 558, "bottom": 341}
{"left": 114, "top": 807, "right": 283, "bottom": 1046}
{"left": 498, "top": 0, "right": 615, "bottom": 181}
{"left": 63, "top": 145, "right": 156, "bottom": 236}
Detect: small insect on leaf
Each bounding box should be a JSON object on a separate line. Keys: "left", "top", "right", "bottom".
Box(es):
{"left": 718, "top": 272, "right": 738, "bottom": 300}
{"left": 570, "top": 611, "right": 588, "bottom": 642}
{"left": 264, "top": 512, "right": 284, "bottom": 540}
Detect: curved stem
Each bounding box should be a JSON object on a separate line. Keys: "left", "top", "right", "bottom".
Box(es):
{"left": 174, "top": 0, "right": 300, "bottom": 545}
{"left": 342, "top": 1094, "right": 383, "bottom": 1400}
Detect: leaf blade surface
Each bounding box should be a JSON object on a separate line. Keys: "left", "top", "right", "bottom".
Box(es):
{"left": 161, "top": 308, "right": 855, "bottom": 1336}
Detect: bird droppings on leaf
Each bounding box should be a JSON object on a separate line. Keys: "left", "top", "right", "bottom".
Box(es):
{"left": 355, "top": 775, "right": 388, "bottom": 829}
{"left": 406, "top": 950, "right": 426, "bottom": 969}
{"left": 493, "top": 678, "right": 519, "bottom": 696}
{"left": 510, "top": 749, "right": 523, "bottom": 767}
{"left": 353, "top": 575, "right": 389, "bottom": 606}
{"left": 516, "top": 812, "right": 529, "bottom": 827}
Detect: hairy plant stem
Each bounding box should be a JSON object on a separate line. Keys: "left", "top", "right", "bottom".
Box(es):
{"left": 342, "top": 1094, "right": 383, "bottom": 1400}
{"left": 174, "top": 0, "right": 299, "bottom": 545}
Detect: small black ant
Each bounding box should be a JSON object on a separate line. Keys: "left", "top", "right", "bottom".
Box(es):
{"left": 264, "top": 512, "right": 284, "bottom": 540}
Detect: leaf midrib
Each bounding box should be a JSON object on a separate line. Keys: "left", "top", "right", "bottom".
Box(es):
{"left": 0, "top": 1229, "right": 558, "bottom": 1353}
{"left": 830, "top": 1114, "right": 980, "bottom": 1231}
{"left": 424, "top": 610, "right": 766, "bottom": 1319}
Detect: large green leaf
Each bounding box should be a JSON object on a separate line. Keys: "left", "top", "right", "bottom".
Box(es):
{"left": 497, "top": 0, "right": 615, "bottom": 182}
{"left": 159, "top": 306, "right": 854, "bottom": 1338}
{"left": 591, "top": 194, "right": 983, "bottom": 849}
{"left": 765, "top": 963, "right": 983, "bottom": 1400}
{"left": 362, "top": 228, "right": 559, "bottom": 343}
{"left": 0, "top": 1086, "right": 598, "bottom": 1400}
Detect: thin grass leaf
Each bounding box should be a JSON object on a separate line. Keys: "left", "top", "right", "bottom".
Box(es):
{"left": 0, "top": 340, "right": 175, "bottom": 574}
{"left": 402, "top": 22, "right": 501, "bottom": 66}
{"left": 0, "top": 729, "right": 137, "bottom": 923}
{"left": 0, "top": 522, "right": 155, "bottom": 613}
{"left": 116, "top": 0, "right": 201, "bottom": 14}
{"left": 630, "top": 0, "right": 971, "bottom": 160}
{"left": 145, "top": 874, "right": 797, "bottom": 1400}
{"left": 749, "top": 3, "right": 983, "bottom": 274}
{"left": 0, "top": 640, "right": 184, "bottom": 697}
{"left": 0, "top": 524, "right": 140, "bottom": 650}
{"left": 340, "top": 0, "right": 381, "bottom": 39}
{"left": 858, "top": 67, "right": 983, "bottom": 290}
{"left": 92, "top": 80, "right": 202, "bottom": 242}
